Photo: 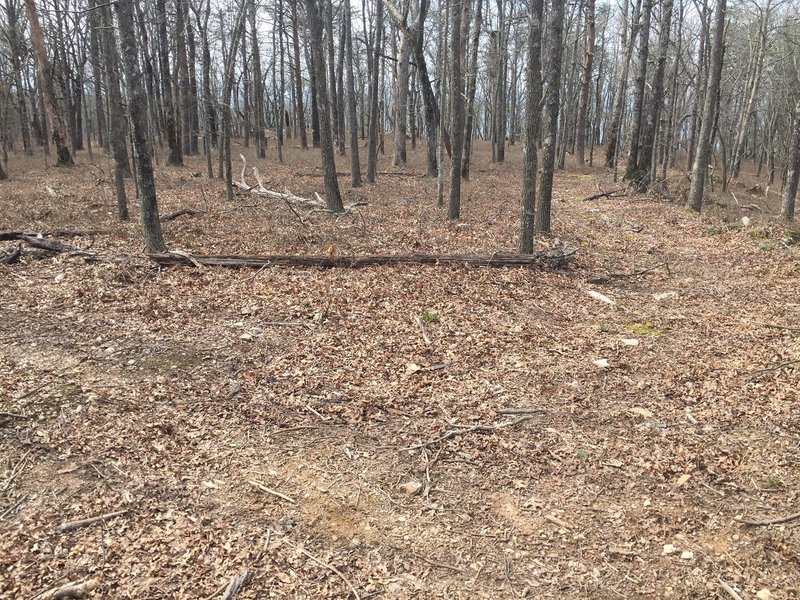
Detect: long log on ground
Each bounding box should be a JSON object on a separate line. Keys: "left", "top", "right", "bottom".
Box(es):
{"left": 149, "top": 250, "right": 576, "bottom": 270}
{"left": 0, "top": 232, "right": 87, "bottom": 254}
{"left": 0, "top": 230, "right": 102, "bottom": 241}
{"left": 161, "top": 208, "right": 205, "bottom": 222}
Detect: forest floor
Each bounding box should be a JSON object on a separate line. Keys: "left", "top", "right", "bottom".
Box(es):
{"left": 0, "top": 139, "right": 798, "bottom": 599}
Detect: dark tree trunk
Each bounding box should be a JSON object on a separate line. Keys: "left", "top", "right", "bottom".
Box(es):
{"left": 624, "top": 0, "right": 652, "bottom": 181}
{"left": 290, "top": 0, "right": 309, "bottom": 148}
{"left": 155, "top": 0, "right": 183, "bottom": 165}
{"left": 25, "top": 0, "right": 73, "bottom": 166}
{"left": 345, "top": 0, "right": 362, "bottom": 186}
{"left": 520, "top": 0, "right": 543, "bottom": 253}
{"left": 367, "top": 0, "right": 384, "bottom": 182}
{"left": 5, "top": 0, "right": 33, "bottom": 156}
{"left": 537, "top": 0, "right": 565, "bottom": 233}
{"left": 576, "top": 0, "right": 595, "bottom": 167}
{"left": 782, "top": 101, "right": 800, "bottom": 221}
{"left": 447, "top": 0, "right": 466, "bottom": 219}
{"left": 115, "top": 0, "right": 167, "bottom": 252}
{"left": 306, "top": 0, "right": 345, "bottom": 211}
{"left": 462, "top": 0, "right": 483, "bottom": 179}
{"left": 687, "top": 0, "right": 726, "bottom": 212}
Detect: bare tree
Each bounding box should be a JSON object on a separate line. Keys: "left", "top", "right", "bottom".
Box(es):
{"left": 520, "top": 0, "right": 543, "bottom": 253}
{"left": 447, "top": 0, "right": 466, "bottom": 219}
{"left": 115, "top": 0, "right": 166, "bottom": 252}
{"left": 25, "top": 0, "right": 73, "bottom": 166}
{"left": 575, "top": 0, "right": 595, "bottom": 167}
{"left": 687, "top": 0, "right": 726, "bottom": 212}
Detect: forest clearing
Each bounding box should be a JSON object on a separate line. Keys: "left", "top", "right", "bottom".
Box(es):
{"left": 1, "top": 141, "right": 798, "bottom": 598}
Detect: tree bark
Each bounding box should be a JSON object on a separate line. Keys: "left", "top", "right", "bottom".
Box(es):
{"left": 782, "top": 102, "right": 800, "bottom": 221}
{"left": 345, "top": 0, "right": 362, "bottom": 186}
{"left": 155, "top": 0, "right": 182, "bottom": 165}
{"left": 367, "top": 0, "right": 384, "bottom": 182}
{"left": 537, "top": 0, "right": 565, "bottom": 234}
{"left": 115, "top": 0, "right": 167, "bottom": 252}
{"left": 447, "top": 0, "right": 466, "bottom": 219}
{"left": 687, "top": 0, "right": 726, "bottom": 212}
{"left": 306, "top": 0, "right": 345, "bottom": 211}
{"left": 624, "top": 0, "right": 652, "bottom": 182}
{"left": 24, "top": 0, "right": 73, "bottom": 166}
{"left": 605, "top": 0, "right": 640, "bottom": 168}
{"left": 520, "top": 0, "right": 543, "bottom": 253}
{"left": 290, "top": 0, "right": 309, "bottom": 149}
{"left": 575, "top": 0, "right": 595, "bottom": 167}
{"left": 461, "top": 0, "right": 483, "bottom": 179}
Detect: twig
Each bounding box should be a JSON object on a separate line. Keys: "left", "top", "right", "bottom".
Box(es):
{"left": 747, "top": 359, "right": 800, "bottom": 377}
{"left": 544, "top": 514, "right": 571, "bottom": 529}
{"left": 718, "top": 578, "right": 744, "bottom": 600}
{"left": 400, "top": 416, "right": 534, "bottom": 451}
{"left": 221, "top": 570, "right": 251, "bottom": 600}
{"left": 737, "top": 511, "right": 800, "bottom": 526}
{"left": 586, "top": 262, "right": 668, "bottom": 284}
{"left": 755, "top": 322, "right": 800, "bottom": 332}
{"left": 247, "top": 480, "right": 295, "bottom": 503}
{"left": 411, "top": 552, "right": 464, "bottom": 573}
{"left": 0, "top": 411, "right": 29, "bottom": 419}
{"left": 262, "top": 321, "right": 311, "bottom": 328}
{"left": 1, "top": 449, "right": 31, "bottom": 492}
{"left": 498, "top": 408, "right": 547, "bottom": 416}
{"left": 0, "top": 495, "right": 28, "bottom": 520}
{"left": 57, "top": 509, "right": 129, "bottom": 533}
{"left": 415, "top": 316, "right": 431, "bottom": 344}
{"left": 281, "top": 195, "right": 308, "bottom": 226}
{"left": 161, "top": 208, "right": 205, "bottom": 222}
{"left": 584, "top": 187, "right": 627, "bottom": 201}
{"left": 298, "top": 547, "right": 361, "bottom": 599}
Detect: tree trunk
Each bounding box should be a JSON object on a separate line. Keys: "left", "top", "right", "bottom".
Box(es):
{"left": 155, "top": 0, "right": 182, "bottom": 165}
{"left": 367, "top": 0, "right": 384, "bottom": 182}
{"left": 461, "top": 0, "right": 483, "bottom": 179}
{"left": 5, "top": 0, "right": 33, "bottom": 156}
{"left": 345, "top": 0, "right": 362, "bottom": 186}
{"left": 686, "top": 0, "right": 726, "bottom": 213}
{"left": 520, "top": 0, "right": 543, "bottom": 253}
{"left": 575, "top": 0, "right": 595, "bottom": 167}
{"left": 176, "top": 0, "right": 192, "bottom": 155}
{"left": 447, "top": 0, "right": 466, "bottom": 219}
{"left": 782, "top": 102, "right": 800, "bottom": 221}
{"left": 605, "top": 0, "right": 640, "bottom": 168}
{"left": 306, "top": 0, "right": 345, "bottom": 211}
{"left": 623, "top": 0, "right": 652, "bottom": 182}
{"left": 24, "top": 0, "right": 73, "bottom": 166}
{"left": 392, "top": 21, "right": 411, "bottom": 166}
{"left": 536, "top": 0, "right": 565, "bottom": 233}
{"left": 290, "top": 0, "right": 309, "bottom": 149}
{"left": 115, "top": 0, "right": 167, "bottom": 252}
{"left": 250, "top": 0, "right": 266, "bottom": 157}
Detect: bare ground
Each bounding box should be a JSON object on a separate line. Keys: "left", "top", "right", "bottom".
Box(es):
{"left": 1, "top": 140, "right": 799, "bottom": 599}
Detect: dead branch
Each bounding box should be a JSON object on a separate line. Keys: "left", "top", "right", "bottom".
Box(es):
{"left": 718, "top": 578, "right": 743, "bottom": 600}
{"left": 221, "top": 570, "right": 251, "bottom": 600}
{"left": 39, "top": 578, "right": 99, "bottom": 599}
{"left": 497, "top": 408, "right": 547, "bottom": 416}
{"left": 149, "top": 250, "right": 576, "bottom": 270}
{"left": 400, "top": 416, "right": 534, "bottom": 452}
{"left": 737, "top": 511, "right": 800, "bottom": 526}
{"left": 755, "top": 322, "right": 800, "bottom": 332}
{"left": 298, "top": 547, "right": 361, "bottom": 600}
{"left": 0, "top": 232, "right": 89, "bottom": 255}
{"left": 747, "top": 359, "right": 800, "bottom": 377}
{"left": 247, "top": 479, "right": 296, "bottom": 503}
{"left": 304, "top": 200, "right": 368, "bottom": 219}
{"left": 584, "top": 187, "right": 627, "bottom": 201}
{"left": 586, "top": 261, "right": 669, "bottom": 284}
{"left": 56, "top": 509, "right": 129, "bottom": 532}
{"left": 0, "top": 244, "right": 22, "bottom": 264}
{"left": 161, "top": 208, "right": 205, "bottom": 222}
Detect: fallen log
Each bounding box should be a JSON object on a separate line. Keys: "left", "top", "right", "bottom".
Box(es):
{"left": 149, "top": 250, "right": 576, "bottom": 270}
{"left": 0, "top": 232, "right": 88, "bottom": 254}
{"left": 161, "top": 208, "right": 205, "bottom": 222}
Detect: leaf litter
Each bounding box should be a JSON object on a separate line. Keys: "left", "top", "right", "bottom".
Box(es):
{"left": 0, "top": 143, "right": 798, "bottom": 598}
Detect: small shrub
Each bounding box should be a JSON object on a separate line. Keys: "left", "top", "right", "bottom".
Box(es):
{"left": 421, "top": 310, "right": 440, "bottom": 324}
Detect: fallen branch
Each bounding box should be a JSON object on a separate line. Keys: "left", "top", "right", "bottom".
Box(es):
{"left": 737, "top": 511, "right": 800, "bottom": 526}
{"left": 755, "top": 322, "right": 800, "bottom": 332}
{"left": 304, "top": 200, "right": 368, "bottom": 219}
{"left": 0, "top": 244, "right": 22, "bottom": 265}
{"left": 247, "top": 479, "right": 295, "bottom": 503}
{"left": 56, "top": 509, "right": 128, "bottom": 533}
{"left": 39, "top": 578, "right": 99, "bottom": 599}
{"left": 400, "top": 416, "right": 534, "bottom": 452}
{"left": 497, "top": 408, "right": 547, "bottom": 416}
{"left": 747, "top": 359, "right": 800, "bottom": 377}
{"left": 149, "top": 250, "right": 576, "bottom": 270}
{"left": 298, "top": 547, "right": 361, "bottom": 600}
{"left": 161, "top": 208, "right": 205, "bottom": 222}
{"left": 221, "top": 570, "right": 251, "bottom": 600}
{"left": 586, "top": 261, "right": 669, "bottom": 284}
{"left": 718, "top": 578, "right": 743, "bottom": 600}
{"left": 0, "top": 230, "right": 102, "bottom": 241}
{"left": 0, "top": 232, "right": 89, "bottom": 255}
{"left": 584, "top": 187, "right": 627, "bottom": 201}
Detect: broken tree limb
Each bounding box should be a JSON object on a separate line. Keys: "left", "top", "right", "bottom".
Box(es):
{"left": 56, "top": 509, "right": 129, "bottom": 533}
{"left": 0, "top": 233, "right": 90, "bottom": 255}
{"left": 149, "top": 250, "right": 576, "bottom": 270}
{"left": 161, "top": 208, "right": 205, "bottom": 222}
{"left": 736, "top": 511, "right": 800, "bottom": 526}
{"left": 38, "top": 578, "right": 99, "bottom": 599}
{"left": 400, "top": 416, "right": 534, "bottom": 452}
{"left": 221, "top": 570, "right": 251, "bottom": 600}
{"left": 584, "top": 187, "right": 627, "bottom": 201}
{"left": 586, "top": 261, "right": 669, "bottom": 284}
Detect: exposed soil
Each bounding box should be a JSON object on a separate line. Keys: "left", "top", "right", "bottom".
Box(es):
{"left": 1, "top": 140, "right": 798, "bottom": 599}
